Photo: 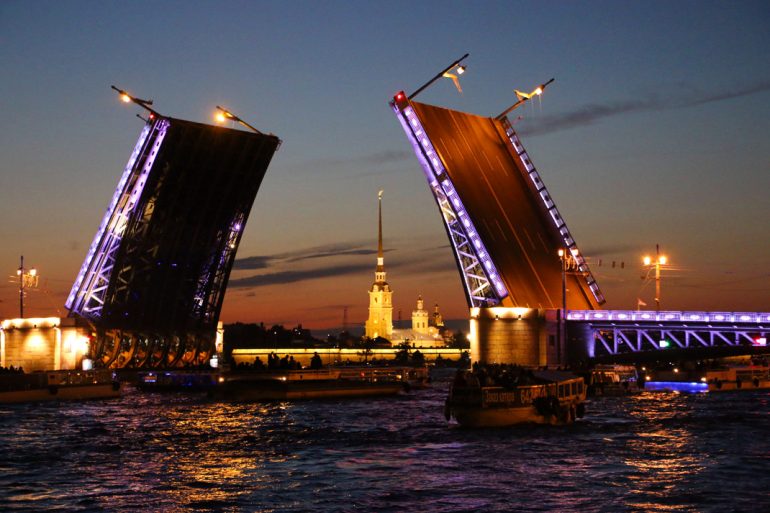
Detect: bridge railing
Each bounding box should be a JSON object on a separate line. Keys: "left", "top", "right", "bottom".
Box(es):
{"left": 568, "top": 310, "right": 770, "bottom": 325}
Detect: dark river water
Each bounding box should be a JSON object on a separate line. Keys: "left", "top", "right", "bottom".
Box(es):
{"left": 1, "top": 380, "right": 769, "bottom": 512}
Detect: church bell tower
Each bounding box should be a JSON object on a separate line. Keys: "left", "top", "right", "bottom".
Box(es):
{"left": 365, "top": 191, "right": 393, "bottom": 340}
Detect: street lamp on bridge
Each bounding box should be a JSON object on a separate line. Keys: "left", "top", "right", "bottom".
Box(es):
{"left": 16, "top": 255, "right": 38, "bottom": 318}
{"left": 214, "top": 105, "right": 263, "bottom": 135}
{"left": 642, "top": 244, "right": 668, "bottom": 311}
{"left": 111, "top": 85, "right": 161, "bottom": 120}
{"left": 408, "top": 53, "right": 469, "bottom": 100}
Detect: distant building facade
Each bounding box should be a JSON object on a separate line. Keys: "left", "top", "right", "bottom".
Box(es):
{"left": 391, "top": 296, "right": 448, "bottom": 349}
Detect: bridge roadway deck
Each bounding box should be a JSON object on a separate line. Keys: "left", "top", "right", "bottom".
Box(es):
{"left": 411, "top": 102, "right": 598, "bottom": 310}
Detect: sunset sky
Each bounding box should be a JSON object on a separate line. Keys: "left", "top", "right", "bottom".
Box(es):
{"left": 1, "top": 1, "right": 769, "bottom": 332}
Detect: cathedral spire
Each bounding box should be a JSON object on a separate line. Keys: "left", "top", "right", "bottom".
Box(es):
{"left": 365, "top": 189, "right": 393, "bottom": 340}
{"left": 377, "top": 190, "right": 384, "bottom": 273}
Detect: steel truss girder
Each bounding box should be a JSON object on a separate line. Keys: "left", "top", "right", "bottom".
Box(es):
{"left": 66, "top": 119, "right": 170, "bottom": 318}
{"left": 392, "top": 102, "right": 508, "bottom": 308}
{"left": 587, "top": 324, "right": 768, "bottom": 356}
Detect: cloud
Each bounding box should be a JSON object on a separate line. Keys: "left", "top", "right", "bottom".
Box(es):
{"left": 233, "top": 255, "right": 274, "bottom": 270}
{"left": 234, "top": 241, "right": 387, "bottom": 271}
{"left": 229, "top": 263, "right": 373, "bottom": 288}
{"left": 518, "top": 79, "right": 770, "bottom": 136}
{"left": 308, "top": 150, "right": 413, "bottom": 169}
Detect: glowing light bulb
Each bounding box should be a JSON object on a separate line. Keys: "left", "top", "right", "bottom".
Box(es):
{"left": 215, "top": 112, "right": 227, "bottom": 123}
{"left": 120, "top": 93, "right": 131, "bottom": 103}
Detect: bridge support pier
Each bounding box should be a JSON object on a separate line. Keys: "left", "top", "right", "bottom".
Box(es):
{"left": 470, "top": 307, "right": 567, "bottom": 367}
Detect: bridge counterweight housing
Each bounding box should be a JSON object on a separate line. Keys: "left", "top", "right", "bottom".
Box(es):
{"left": 67, "top": 116, "right": 280, "bottom": 368}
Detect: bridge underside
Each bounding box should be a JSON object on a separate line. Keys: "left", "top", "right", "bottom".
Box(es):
{"left": 66, "top": 117, "right": 280, "bottom": 368}
{"left": 392, "top": 95, "right": 603, "bottom": 311}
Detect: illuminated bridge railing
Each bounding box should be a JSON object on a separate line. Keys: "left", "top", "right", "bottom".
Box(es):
{"left": 568, "top": 310, "right": 770, "bottom": 324}
{"left": 392, "top": 97, "right": 508, "bottom": 307}
{"left": 568, "top": 310, "right": 770, "bottom": 357}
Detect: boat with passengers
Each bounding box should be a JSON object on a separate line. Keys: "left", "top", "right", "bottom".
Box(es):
{"left": 138, "top": 365, "right": 414, "bottom": 400}
{"left": 445, "top": 364, "right": 586, "bottom": 427}
{"left": 585, "top": 364, "right": 642, "bottom": 396}
{"left": 706, "top": 362, "right": 770, "bottom": 392}
{"left": 0, "top": 369, "right": 121, "bottom": 403}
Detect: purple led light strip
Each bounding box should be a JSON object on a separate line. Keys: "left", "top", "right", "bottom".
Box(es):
{"left": 66, "top": 124, "right": 152, "bottom": 309}
{"left": 500, "top": 118, "right": 605, "bottom": 305}
{"left": 66, "top": 119, "right": 170, "bottom": 317}
{"left": 394, "top": 103, "right": 508, "bottom": 305}
{"left": 568, "top": 309, "right": 770, "bottom": 324}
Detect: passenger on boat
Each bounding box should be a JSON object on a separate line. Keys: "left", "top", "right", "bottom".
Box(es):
{"left": 310, "top": 352, "right": 323, "bottom": 370}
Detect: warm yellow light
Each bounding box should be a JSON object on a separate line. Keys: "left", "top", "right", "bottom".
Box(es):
{"left": 120, "top": 93, "right": 131, "bottom": 103}
{"left": 673, "top": 368, "right": 679, "bottom": 373}
{"left": 659, "top": 256, "right": 667, "bottom": 265}
{"left": 215, "top": 112, "right": 227, "bottom": 123}
{"left": 534, "top": 87, "right": 543, "bottom": 95}
{"left": 16, "top": 269, "right": 21, "bottom": 276}
{"left": 456, "top": 65, "right": 466, "bottom": 75}
{"left": 558, "top": 249, "right": 565, "bottom": 257}
{"left": 29, "top": 268, "right": 37, "bottom": 277}
{"left": 646, "top": 375, "right": 651, "bottom": 381}
{"left": 643, "top": 256, "right": 652, "bottom": 266}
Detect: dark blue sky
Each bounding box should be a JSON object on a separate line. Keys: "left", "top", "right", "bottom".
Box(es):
{"left": 1, "top": 1, "right": 769, "bottom": 327}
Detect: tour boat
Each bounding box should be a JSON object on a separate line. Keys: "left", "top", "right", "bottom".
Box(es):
{"left": 0, "top": 369, "right": 121, "bottom": 404}
{"left": 586, "top": 364, "right": 642, "bottom": 396}
{"left": 706, "top": 364, "right": 770, "bottom": 392}
{"left": 212, "top": 368, "right": 405, "bottom": 400}
{"left": 445, "top": 368, "right": 586, "bottom": 427}
{"left": 138, "top": 367, "right": 408, "bottom": 400}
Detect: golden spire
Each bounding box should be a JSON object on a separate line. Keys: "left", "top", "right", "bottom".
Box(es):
{"left": 377, "top": 190, "right": 384, "bottom": 273}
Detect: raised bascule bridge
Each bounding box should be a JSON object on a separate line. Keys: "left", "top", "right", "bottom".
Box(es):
{"left": 390, "top": 68, "right": 768, "bottom": 366}
{"left": 66, "top": 98, "right": 280, "bottom": 369}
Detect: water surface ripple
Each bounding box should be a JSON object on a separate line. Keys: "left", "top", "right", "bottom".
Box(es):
{"left": 1, "top": 382, "right": 768, "bottom": 512}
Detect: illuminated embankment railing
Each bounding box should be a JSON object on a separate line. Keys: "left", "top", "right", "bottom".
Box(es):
{"left": 567, "top": 309, "right": 770, "bottom": 357}
{"left": 500, "top": 117, "right": 604, "bottom": 306}
{"left": 392, "top": 98, "right": 508, "bottom": 307}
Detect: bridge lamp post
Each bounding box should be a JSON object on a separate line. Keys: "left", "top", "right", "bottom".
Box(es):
{"left": 214, "top": 106, "right": 264, "bottom": 135}
{"left": 111, "top": 85, "right": 160, "bottom": 120}
{"left": 408, "top": 53, "right": 469, "bottom": 100}
{"left": 558, "top": 248, "right": 568, "bottom": 362}
{"left": 16, "top": 255, "right": 38, "bottom": 318}
{"left": 642, "top": 244, "right": 667, "bottom": 311}
{"left": 495, "top": 78, "right": 555, "bottom": 121}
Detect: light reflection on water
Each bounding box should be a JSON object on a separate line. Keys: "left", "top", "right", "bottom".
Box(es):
{"left": 1, "top": 384, "right": 769, "bottom": 512}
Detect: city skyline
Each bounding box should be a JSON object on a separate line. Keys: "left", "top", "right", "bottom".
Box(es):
{"left": 1, "top": 1, "right": 769, "bottom": 330}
